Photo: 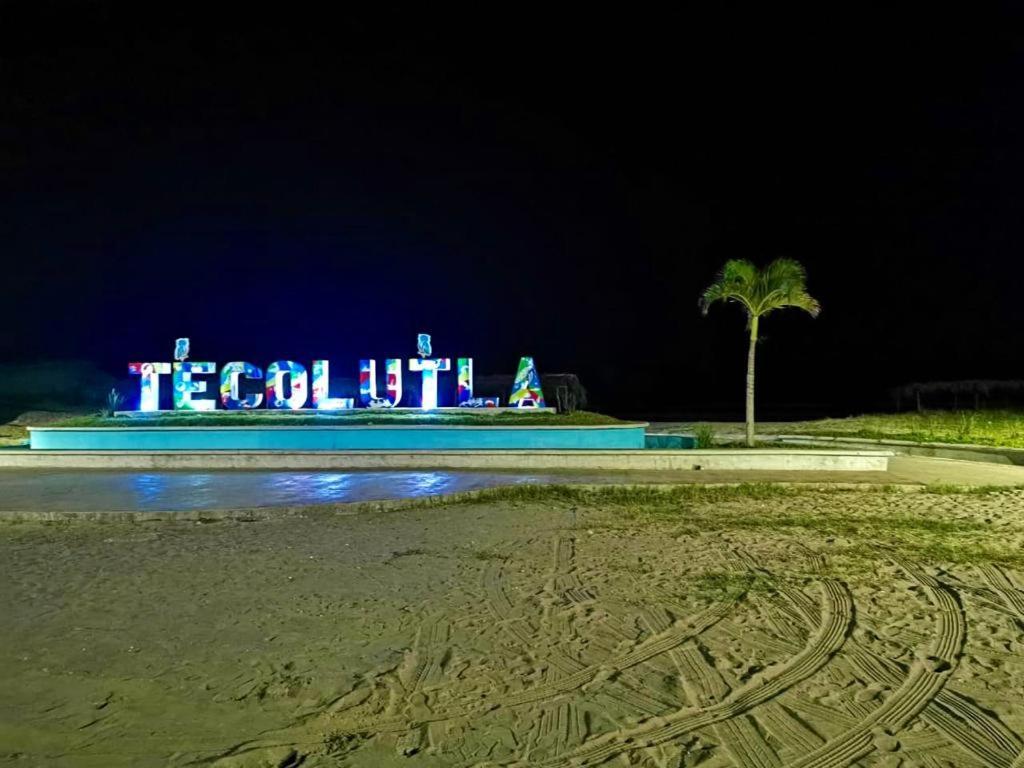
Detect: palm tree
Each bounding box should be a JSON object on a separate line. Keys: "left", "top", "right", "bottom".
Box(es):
{"left": 700, "top": 259, "right": 820, "bottom": 447}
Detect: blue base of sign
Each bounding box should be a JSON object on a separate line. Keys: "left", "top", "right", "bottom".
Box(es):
{"left": 644, "top": 434, "right": 697, "bottom": 449}
{"left": 29, "top": 424, "right": 647, "bottom": 451}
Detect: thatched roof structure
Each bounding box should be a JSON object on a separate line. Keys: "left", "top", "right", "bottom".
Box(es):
{"left": 890, "top": 379, "right": 1024, "bottom": 410}
{"left": 475, "top": 373, "right": 587, "bottom": 411}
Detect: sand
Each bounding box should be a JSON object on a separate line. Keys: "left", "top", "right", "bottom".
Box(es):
{"left": 1, "top": 487, "right": 1024, "bottom": 767}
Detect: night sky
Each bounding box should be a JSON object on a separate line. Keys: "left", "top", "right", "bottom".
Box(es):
{"left": 3, "top": 6, "right": 1023, "bottom": 416}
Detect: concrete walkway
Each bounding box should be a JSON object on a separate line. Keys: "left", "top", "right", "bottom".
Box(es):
{"left": 596, "top": 456, "right": 1024, "bottom": 487}
{"left": 885, "top": 455, "right": 1024, "bottom": 486}
{"left": 543, "top": 456, "right": 1024, "bottom": 488}
{"left": 0, "top": 456, "right": 1021, "bottom": 519}
{"left": 648, "top": 420, "right": 1024, "bottom": 486}
{"left": 0, "top": 469, "right": 584, "bottom": 514}
{"left": 648, "top": 421, "right": 1024, "bottom": 472}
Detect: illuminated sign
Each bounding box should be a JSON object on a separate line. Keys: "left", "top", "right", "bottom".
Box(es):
{"left": 509, "top": 356, "right": 546, "bottom": 408}
{"left": 127, "top": 337, "right": 543, "bottom": 412}
{"left": 127, "top": 362, "right": 170, "bottom": 412}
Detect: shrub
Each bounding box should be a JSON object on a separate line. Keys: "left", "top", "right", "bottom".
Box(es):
{"left": 693, "top": 423, "right": 716, "bottom": 448}
{"left": 955, "top": 410, "right": 976, "bottom": 441}
{"left": 100, "top": 388, "right": 124, "bottom": 417}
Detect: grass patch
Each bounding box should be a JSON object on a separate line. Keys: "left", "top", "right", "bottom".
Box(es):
{"left": 387, "top": 481, "right": 1015, "bottom": 516}
{"left": 402, "top": 484, "right": 1024, "bottom": 568}
{"left": 0, "top": 424, "right": 28, "bottom": 446}
{"left": 470, "top": 548, "right": 505, "bottom": 561}
{"left": 691, "top": 570, "right": 775, "bottom": 599}
{"left": 404, "top": 482, "right": 805, "bottom": 509}
{"left": 389, "top": 547, "right": 428, "bottom": 559}
{"left": 48, "top": 410, "right": 627, "bottom": 428}
{"left": 324, "top": 730, "right": 366, "bottom": 756}
{"left": 923, "top": 482, "right": 1024, "bottom": 494}
{"left": 650, "top": 507, "right": 991, "bottom": 537}
{"left": 714, "top": 440, "right": 843, "bottom": 450}
{"left": 783, "top": 409, "right": 1024, "bottom": 449}
{"left": 678, "top": 507, "right": 1023, "bottom": 569}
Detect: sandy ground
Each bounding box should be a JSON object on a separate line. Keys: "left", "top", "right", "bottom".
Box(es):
{"left": 2, "top": 487, "right": 1024, "bottom": 767}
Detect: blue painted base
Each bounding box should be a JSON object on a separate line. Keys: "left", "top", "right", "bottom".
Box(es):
{"left": 29, "top": 424, "right": 647, "bottom": 451}
{"left": 644, "top": 434, "right": 697, "bottom": 449}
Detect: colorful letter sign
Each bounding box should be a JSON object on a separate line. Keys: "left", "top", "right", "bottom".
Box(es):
{"left": 509, "top": 356, "right": 545, "bottom": 408}
{"left": 173, "top": 361, "right": 216, "bottom": 411}
{"left": 359, "top": 359, "right": 403, "bottom": 407}
{"left": 266, "top": 360, "right": 308, "bottom": 409}
{"left": 457, "top": 357, "right": 473, "bottom": 405}
{"left": 220, "top": 362, "right": 264, "bottom": 410}
{"left": 409, "top": 357, "right": 451, "bottom": 410}
{"left": 130, "top": 336, "right": 538, "bottom": 412}
{"left": 312, "top": 359, "right": 354, "bottom": 410}
{"left": 128, "top": 362, "right": 171, "bottom": 412}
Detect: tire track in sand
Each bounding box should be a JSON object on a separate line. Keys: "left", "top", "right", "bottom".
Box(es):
{"left": 675, "top": 642, "right": 782, "bottom": 768}
{"left": 845, "top": 644, "right": 1022, "bottom": 768}
{"left": 977, "top": 564, "right": 1024, "bottom": 768}
{"left": 541, "top": 578, "right": 853, "bottom": 768}
{"left": 769, "top": 558, "right": 1021, "bottom": 768}
{"left": 331, "top": 589, "right": 738, "bottom": 735}
{"left": 483, "top": 551, "right": 547, "bottom": 653}
{"left": 501, "top": 598, "right": 737, "bottom": 708}
{"left": 399, "top": 615, "right": 450, "bottom": 693}
{"left": 548, "top": 536, "right": 594, "bottom": 604}
{"left": 649, "top": 573, "right": 783, "bottom": 766}
{"left": 476, "top": 537, "right": 583, "bottom": 684}
{"left": 979, "top": 563, "right": 1024, "bottom": 621}
{"left": 331, "top": 537, "right": 738, "bottom": 736}
{"left": 678, "top": 551, "right": 821, "bottom": 764}
{"left": 787, "top": 556, "right": 966, "bottom": 768}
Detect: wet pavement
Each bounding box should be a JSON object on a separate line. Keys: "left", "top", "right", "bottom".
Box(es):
{"left": 1, "top": 456, "right": 1021, "bottom": 516}
{"left": 0, "top": 470, "right": 592, "bottom": 513}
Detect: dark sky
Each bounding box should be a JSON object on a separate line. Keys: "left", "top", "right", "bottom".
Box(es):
{"left": 3, "top": 5, "right": 1023, "bottom": 415}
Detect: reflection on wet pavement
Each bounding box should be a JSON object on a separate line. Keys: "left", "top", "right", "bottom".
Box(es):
{"left": 0, "top": 470, "right": 580, "bottom": 512}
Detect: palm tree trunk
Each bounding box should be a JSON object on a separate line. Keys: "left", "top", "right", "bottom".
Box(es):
{"left": 745, "top": 315, "right": 759, "bottom": 447}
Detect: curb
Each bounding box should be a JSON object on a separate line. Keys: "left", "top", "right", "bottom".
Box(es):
{"left": 772, "top": 435, "right": 1024, "bottom": 466}
{"left": 0, "top": 448, "right": 894, "bottom": 472}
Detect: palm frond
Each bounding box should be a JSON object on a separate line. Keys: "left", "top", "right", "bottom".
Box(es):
{"left": 699, "top": 259, "right": 758, "bottom": 316}
{"left": 700, "top": 257, "right": 820, "bottom": 319}
{"left": 755, "top": 259, "right": 820, "bottom": 317}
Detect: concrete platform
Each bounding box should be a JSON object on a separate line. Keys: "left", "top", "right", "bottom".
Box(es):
{"left": 0, "top": 448, "right": 893, "bottom": 471}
